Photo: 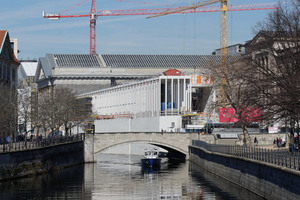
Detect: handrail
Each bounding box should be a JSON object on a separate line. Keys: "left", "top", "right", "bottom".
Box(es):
{"left": 0, "top": 134, "right": 84, "bottom": 153}
{"left": 192, "top": 140, "right": 300, "bottom": 171}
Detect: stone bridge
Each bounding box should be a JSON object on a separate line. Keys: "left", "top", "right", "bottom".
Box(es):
{"left": 84, "top": 132, "right": 203, "bottom": 162}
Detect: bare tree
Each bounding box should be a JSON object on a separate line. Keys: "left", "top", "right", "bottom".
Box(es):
{"left": 246, "top": 0, "right": 300, "bottom": 140}
{"left": 211, "top": 0, "right": 300, "bottom": 146}
{"left": 17, "top": 87, "right": 32, "bottom": 133}
{"left": 211, "top": 57, "right": 260, "bottom": 146}
{"left": 0, "top": 84, "right": 18, "bottom": 141}
{"left": 32, "top": 86, "right": 92, "bottom": 137}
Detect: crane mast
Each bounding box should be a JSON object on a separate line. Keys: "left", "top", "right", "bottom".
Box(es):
{"left": 220, "top": 0, "right": 227, "bottom": 65}
{"left": 90, "top": 0, "right": 97, "bottom": 54}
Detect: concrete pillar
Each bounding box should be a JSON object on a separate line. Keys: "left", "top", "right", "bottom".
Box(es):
{"left": 189, "top": 84, "right": 192, "bottom": 112}
{"left": 177, "top": 78, "right": 180, "bottom": 114}
{"left": 158, "top": 78, "right": 161, "bottom": 116}
{"left": 171, "top": 78, "right": 174, "bottom": 115}
{"left": 84, "top": 133, "right": 95, "bottom": 163}
{"left": 183, "top": 78, "right": 186, "bottom": 113}
{"left": 165, "top": 78, "right": 167, "bottom": 115}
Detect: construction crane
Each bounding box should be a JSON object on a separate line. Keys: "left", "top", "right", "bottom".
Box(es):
{"left": 146, "top": 0, "right": 225, "bottom": 64}
{"left": 146, "top": 0, "right": 278, "bottom": 64}
{"left": 43, "top": 0, "right": 278, "bottom": 55}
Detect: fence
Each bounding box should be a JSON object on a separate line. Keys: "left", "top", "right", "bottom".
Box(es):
{"left": 192, "top": 140, "right": 300, "bottom": 171}
{"left": 0, "top": 134, "right": 84, "bottom": 153}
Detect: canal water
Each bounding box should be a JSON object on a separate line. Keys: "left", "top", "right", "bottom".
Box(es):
{"left": 0, "top": 154, "right": 263, "bottom": 200}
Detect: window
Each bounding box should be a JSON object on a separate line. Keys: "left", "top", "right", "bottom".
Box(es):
{"left": 171, "top": 122, "right": 175, "bottom": 128}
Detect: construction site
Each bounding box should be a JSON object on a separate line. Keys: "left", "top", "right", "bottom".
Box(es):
{"left": 34, "top": 0, "right": 278, "bottom": 134}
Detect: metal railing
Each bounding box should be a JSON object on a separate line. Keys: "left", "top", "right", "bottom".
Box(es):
{"left": 192, "top": 140, "right": 300, "bottom": 171}
{"left": 0, "top": 134, "right": 84, "bottom": 153}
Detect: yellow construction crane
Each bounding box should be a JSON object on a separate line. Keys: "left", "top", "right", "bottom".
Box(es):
{"left": 147, "top": 0, "right": 228, "bottom": 64}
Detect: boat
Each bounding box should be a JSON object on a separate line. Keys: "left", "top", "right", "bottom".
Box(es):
{"left": 141, "top": 148, "right": 161, "bottom": 168}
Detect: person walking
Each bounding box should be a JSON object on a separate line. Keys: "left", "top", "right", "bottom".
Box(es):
{"left": 254, "top": 137, "right": 258, "bottom": 146}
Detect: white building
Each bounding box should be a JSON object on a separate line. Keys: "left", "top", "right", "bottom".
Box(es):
{"left": 17, "top": 60, "right": 38, "bottom": 133}
{"left": 79, "top": 69, "right": 217, "bottom": 133}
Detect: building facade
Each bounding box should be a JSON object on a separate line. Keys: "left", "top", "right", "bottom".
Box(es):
{"left": 35, "top": 54, "right": 220, "bottom": 95}
{"left": 0, "top": 30, "right": 20, "bottom": 138}
{"left": 78, "top": 69, "right": 216, "bottom": 133}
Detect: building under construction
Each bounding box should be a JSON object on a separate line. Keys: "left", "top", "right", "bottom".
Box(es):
{"left": 78, "top": 69, "right": 217, "bottom": 133}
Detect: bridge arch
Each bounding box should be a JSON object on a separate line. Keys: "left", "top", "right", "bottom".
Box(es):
{"left": 95, "top": 140, "right": 187, "bottom": 160}
{"left": 92, "top": 132, "right": 198, "bottom": 161}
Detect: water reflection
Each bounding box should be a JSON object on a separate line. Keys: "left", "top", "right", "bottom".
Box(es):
{"left": 0, "top": 164, "right": 90, "bottom": 200}
{"left": 0, "top": 154, "right": 264, "bottom": 200}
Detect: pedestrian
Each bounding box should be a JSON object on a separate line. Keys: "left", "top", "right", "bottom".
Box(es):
{"left": 279, "top": 137, "right": 282, "bottom": 146}
{"left": 276, "top": 138, "right": 279, "bottom": 147}
{"left": 6, "top": 136, "right": 10, "bottom": 150}
{"left": 254, "top": 137, "right": 258, "bottom": 146}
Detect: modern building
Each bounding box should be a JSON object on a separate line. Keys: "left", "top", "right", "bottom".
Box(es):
{"left": 35, "top": 54, "right": 223, "bottom": 133}
{"left": 78, "top": 69, "right": 217, "bottom": 133}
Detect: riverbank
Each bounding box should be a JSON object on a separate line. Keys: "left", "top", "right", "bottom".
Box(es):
{"left": 189, "top": 142, "right": 300, "bottom": 200}
{"left": 0, "top": 141, "right": 84, "bottom": 181}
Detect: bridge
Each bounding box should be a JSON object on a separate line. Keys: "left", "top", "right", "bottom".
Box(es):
{"left": 84, "top": 132, "right": 200, "bottom": 162}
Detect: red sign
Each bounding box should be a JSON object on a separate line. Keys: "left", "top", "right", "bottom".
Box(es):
{"left": 219, "top": 107, "right": 261, "bottom": 123}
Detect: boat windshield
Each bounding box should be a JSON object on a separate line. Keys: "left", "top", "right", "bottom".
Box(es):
{"left": 144, "top": 148, "right": 159, "bottom": 157}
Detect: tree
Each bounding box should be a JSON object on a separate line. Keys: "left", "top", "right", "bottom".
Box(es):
{"left": 32, "top": 86, "right": 92, "bottom": 137}
{"left": 245, "top": 0, "right": 300, "bottom": 139}
{"left": 210, "top": 57, "right": 260, "bottom": 146}
{"left": 211, "top": 0, "right": 300, "bottom": 146}
{"left": 0, "top": 84, "right": 18, "bottom": 140}
{"left": 17, "top": 87, "right": 33, "bottom": 133}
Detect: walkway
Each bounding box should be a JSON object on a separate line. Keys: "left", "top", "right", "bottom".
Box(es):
{"left": 192, "top": 140, "right": 300, "bottom": 171}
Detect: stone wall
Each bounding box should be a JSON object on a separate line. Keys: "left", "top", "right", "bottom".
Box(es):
{"left": 189, "top": 145, "right": 300, "bottom": 199}
{"left": 0, "top": 141, "right": 84, "bottom": 181}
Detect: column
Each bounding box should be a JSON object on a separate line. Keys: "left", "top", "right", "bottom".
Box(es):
{"left": 165, "top": 78, "right": 167, "bottom": 116}
{"left": 177, "top": 78, "right": 180, "bottom": 114}
{"left": 158, "top": 78, "right": 161, "bottom": 116}
{"left": 183, "top": 78, "right": 186, "bottom": 113}
{"left": 171, "top": 78, "right": 174, "bottom": 115}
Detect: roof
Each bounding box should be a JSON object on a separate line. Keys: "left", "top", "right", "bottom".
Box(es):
{"left": 20, "top": 61, "right": 38, "bottom": 76}
{"left": 0, "top": 30, "right": 19, "bottom": 63}
{"left": 0, "top": 30, "right": 7, "bottom": 54}
{"left": 53, "top": 54, "right": 102, "bottom": 68}
{"left": 163, "top": 69, "right": 184, "bottom": 76}
{"left": 42, "top": 54, "right": 221, "bottom": 69}
{"left": 101, "top": 54, "right": 220, "bottom": 68}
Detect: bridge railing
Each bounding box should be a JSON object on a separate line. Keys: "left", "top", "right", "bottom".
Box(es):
{"left": 0, "top": 134, "right": 84, "bottom": 153}
{"left": 192, "top": 140, "right": 300, "bottom": 171}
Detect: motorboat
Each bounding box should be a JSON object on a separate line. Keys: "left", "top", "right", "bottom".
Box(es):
{"left": 141, "top": 148, "right": 161, "bottom": 168}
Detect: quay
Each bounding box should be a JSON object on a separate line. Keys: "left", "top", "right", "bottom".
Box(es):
{"left": 190, "top": 140, "right": 300, "bottom": 200}
{"left": 0, "top": 134, "right": 84, "bottom": 181}
{"left": 1, "top": 131, "right": 300, "bottom": 200}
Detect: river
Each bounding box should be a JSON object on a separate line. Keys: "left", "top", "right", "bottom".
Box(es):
{"left": 0, "top": 154, "right": 263, "bottom": 199}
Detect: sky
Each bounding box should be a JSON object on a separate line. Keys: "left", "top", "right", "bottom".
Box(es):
{"left": 0, "top": 0, "right": 278, "bottom": 60}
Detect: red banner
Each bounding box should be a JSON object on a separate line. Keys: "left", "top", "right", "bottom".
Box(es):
{"left": 219, "top": 107, "right": 261, "bottom": 123}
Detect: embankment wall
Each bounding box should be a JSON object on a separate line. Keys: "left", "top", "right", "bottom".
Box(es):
{"left": 189, "top": 145, "right": 300, "bottom": 200}
{"left": 0, "top": 141, "right": 84, "bottom": 181}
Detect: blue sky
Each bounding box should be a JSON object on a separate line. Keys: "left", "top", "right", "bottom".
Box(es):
{"left": 1, "top": 0, "right": 278, "bottom": 60}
